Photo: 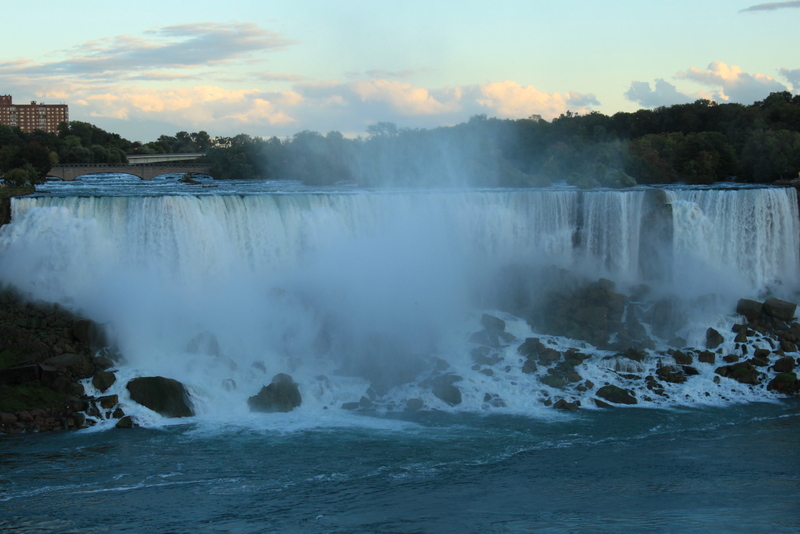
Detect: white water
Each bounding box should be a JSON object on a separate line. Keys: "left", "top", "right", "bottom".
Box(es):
{"left": 1, "top": 186, "right": 798, "bottom": 422}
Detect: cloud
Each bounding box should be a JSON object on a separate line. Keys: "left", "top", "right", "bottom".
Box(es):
{"left": 740, "top": 1, "right": 800, "bottom": 12}
{"left": 677, "top": 61, "right": 787, "bottom": 102}
{"left": 251, "top": 71, "right": 308, "bottom": 82}
{"left": 624, "top": 78, "right": 694, "bottom": 107}
{"left": 0, "top": 22, "right": 295, "bottom": 82}
{"left": 780, "top": 68, "right": 800, "bottom": 91}
{"left": 364, "top": 69, "right": 415, "bottom": 79}
{"left": 468, "top": 81, "right": 598, "bottom": 118}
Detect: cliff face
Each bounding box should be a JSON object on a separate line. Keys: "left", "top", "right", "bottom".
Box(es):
{"left": 0, "top": 196, "right": 9, "bottom": 226}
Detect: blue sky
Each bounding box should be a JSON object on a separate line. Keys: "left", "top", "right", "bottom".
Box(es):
{"left": 1, "top": 0, "right": 798, "bottom": 141}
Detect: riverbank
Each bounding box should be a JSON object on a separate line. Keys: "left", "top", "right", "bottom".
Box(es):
{"left": 0, "top": 290, "right": 122, "bottom": 434}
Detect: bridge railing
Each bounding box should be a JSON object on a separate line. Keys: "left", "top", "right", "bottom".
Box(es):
{"left": 51, "top": 163, "right": 211, "bottom": 168}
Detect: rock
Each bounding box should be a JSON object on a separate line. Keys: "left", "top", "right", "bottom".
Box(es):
{"left": 537, "top": 348, "right": 561, "bottom": 365}
{"left": 541, "top": 375, "right": 566, "bottom": 388}
{"left": 341, "top": 401, "right": 360, "bottom": 410}
{"left": 553, "top": 399, "right": 579, "bottom": 410}
{"left": 656, "top": 365, "right": 686, "bottom": 384}
{"left": 736, "top": 299, "right": 763, "bottom": 321}
{"left": 405, "top": 398, "right": 424, "bottom": 411}
{"left": 517, "top": 338, "right": 545, "bottom": 357}
{"left": 469, "top": 330, "right": 500, "bottom": 348}
{"left": 706, "top": 328, "right": 724, "bottom": 350}
{"left": 432, "top": 381, "right": 462, "bottom": 406}
{"left": 0, "top": 364, "right": 41, "bottom": 385}
{"left": 471, "top": 347, "right": 502, "bottom": 366}
{"left": 248, "top": 373, "right": 302, "bottom": 413}
{"left": 773, "top": 356, "right": 796, "bottom": 373}
{"left": 92, "top": 370, "right": 116, "bottom": 392}
{"left": 72, "top": 319, "right": 108, "bottom": 351}
{"left": 621, "top": 347, "right": 646, "bottom": 362}
{"left": 596, "top": 385, "right": 637, "bottom": 405}
{"left": 115, "top": 415, "right": 135, "bottom": 429}
{"left": 43, "top": 353, "right": 94, "bottom": 379}
{"left": 763, "top": 298, "right": 797, "bottom": 322}
{"left": 126, "top": 376, "right": 194, "bottom": 417}
{"left": 480, "top": 314, "right": 506, "bottom": 334}
{"left": 522, "top": 360, "right": 538, "bottom": 374}
{"left": 698, "top": 351, "right": 716, "bottom": 364}
{"left": 714, "top": 362, "right": 760, "bottom": 385}
{"left": 671, "top": 350, "right": 693, "bottom": 365}
{"left": 98, "top": 395, "right": 118, "bottom": 410}
{"left": 766, "top": 372, "right": 800, "bottom": 395}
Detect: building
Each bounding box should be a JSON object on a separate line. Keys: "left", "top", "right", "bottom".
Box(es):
{"left": 0, "top": 95, "right": 69, "bottom": 134}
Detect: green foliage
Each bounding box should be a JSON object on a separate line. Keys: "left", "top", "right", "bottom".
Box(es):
{"left": 0, "top": 382, "right": 65, "bottom": 412}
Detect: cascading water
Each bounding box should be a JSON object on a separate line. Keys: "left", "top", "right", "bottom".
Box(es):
{"left": 1, "top": 184, "right": 798, "bottom": 421}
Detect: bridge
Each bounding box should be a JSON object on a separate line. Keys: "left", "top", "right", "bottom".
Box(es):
{"left": 126, "top": 153, "right": 206, "bottom": 164}
{"left": 48, "top": 162, "right": 213, "bottom": 181}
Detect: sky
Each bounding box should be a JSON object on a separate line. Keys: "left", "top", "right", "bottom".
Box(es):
{"left": 1, "top": 0, "right": 798, "bottom": 142}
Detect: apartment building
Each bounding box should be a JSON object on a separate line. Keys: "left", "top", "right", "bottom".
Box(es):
{"left": 0, "top": 95, "right": 69, "bottom": 134}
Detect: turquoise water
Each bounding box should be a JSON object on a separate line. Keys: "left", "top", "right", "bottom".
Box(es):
{"left": 2, "top": 402, "right": 798, "bottom": 533}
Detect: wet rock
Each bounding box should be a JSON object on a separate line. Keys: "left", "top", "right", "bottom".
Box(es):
{"left": 698, "top": 351, "right": 716, "bottom": 364}
{"left": 115, "top": 415, "right": 135, "bottom": 429}
{"left": 596, "top": 385, "right": 637, "bottom": 405}
{"left": 341, "top": 402, "right": 360, "bottom": 410}
{"left": 480, "top": 313, "right": 506, "bottom": 334}
{"left": 185, "top": 331, "right": 222, "bottom": 357}
{"left": 736, "top": 299, "right": 763, "bottom": 322}
{"left": 541, "top": 375, "right": 566, "bottom": 388}
{"left": 248, "top": 373, "right": 302, "bottom": 413}
{"left": 127, "top": 376, "right": 195, "bottom": 417}
{"left": 672, "top": 350, "right": 692, "bottom": 365}
{"left": 432, "top": 375, "right": 462, "bottom": 406}
{"left": 656, "top": 365, "right": 687, "bottom": 384}
{"left": 517, "top": 338, "right": 545, "bottom": 357}
{"left": 471, "top": 346, "right": 502, "bottom": 366}
{"left": 766, "top": 372, "right": 800, "bottom": 395}
{"left": 553, "top": 399, "right": 579, "bottom": 410}
{"left": 92, "top": 370, "right": 116, "bottom": 392}
{"left": 405, "top": 398, "right": 424, "bottom": 411}
{"left": 469, "top": 330, "right": 499, "bottom": 348}
{"left": 98, "top": 395, "right": 118, "bottom": 410}
{"left": 706, "top": 328, "right": 724, "bottom": 350}
{"left": 522, "top": 360, "right": 538, "bottom": 374}
{"left": 763, "top": 298, "right": 797, "bottom": 322}
{"left": 43, "top": 353, "right": 94, "bottom": 379}
{"left": 715, "top": 362, "right": 760, "bottom": 385}
{"left": 621, "top": 347, "right": 646, "bottom": 362}
{"left": 773, "top": 356, "right": 796, "bottom": 373}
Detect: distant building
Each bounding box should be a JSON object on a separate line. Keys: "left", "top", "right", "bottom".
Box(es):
{"left": 0, "top": 95, "right": 69, "bottom": 134}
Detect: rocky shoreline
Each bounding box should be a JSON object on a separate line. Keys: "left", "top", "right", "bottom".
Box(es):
{"left": 2, "top": 277, "right": 800, "bottom": 435}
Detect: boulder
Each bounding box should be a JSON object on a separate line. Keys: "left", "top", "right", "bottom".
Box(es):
{"left": 480, "top": 314, "right": 506, "bottom": 334}
{"left": 248, "top": 373, "right": 302, "bottom": 413}
{"left": 553, "top": 399, "right": 579, "bottom": 410}
{"left": 763, "top": 298, "right": 797, "bottom": 322}
{"left": 431, "top": 375, "right": 463, "bottom": 406}
{"left": 698, "top": 351, "right": 716, "bottom": 364}
{"left": 706, "top": 328, "right": 724, "bottom": 350}
{"left": 766, "top": 372, "right": 800, "bottom": 395}
{"left": 714, "top": 362, "right": 760, "bottom": 385}
{"left": 517, "top": 338, "right": 545, "bottom": 357}
{"left": 596, "top": 385, "right": 637, "bottom": 405}
{"left": 405, "top": 398, "right": 424, "bottom": 411}
{"left": 773, "top": 356, "right": 796, "bottom": 373}
{"left": 115, "top": 415, "right": 135, "bottom": 429}
{"left": 185, "top": 331, "right": 222, "bottom": 357}
{"left": 126, "top": 376, "right": 194, "bottom": 417}
{"left": 736, "top": 299, "right": 763, "bottom": 322}
{"left": 44, "top": 353, "right": 94, "bottom": 379}
{"left": 92, "top": 370, "right": 116, "bottom": 392}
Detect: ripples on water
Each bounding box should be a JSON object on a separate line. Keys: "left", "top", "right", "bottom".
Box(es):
{"left": 1, "top": 403, "right": 799, "bottom": 533}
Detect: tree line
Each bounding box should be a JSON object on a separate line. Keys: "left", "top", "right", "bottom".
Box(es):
{"left": 1, "top": 91, "right": 799, "bottom": 187}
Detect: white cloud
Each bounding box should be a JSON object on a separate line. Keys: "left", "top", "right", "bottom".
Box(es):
{"left": 677, "top": 61, "right": 787, "bottom": 103}
{"left": 780, "top": 68, "right": 800, "bottom": 91}
{"left": 624, "top": 78, "right": 693, "bottom": 107}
